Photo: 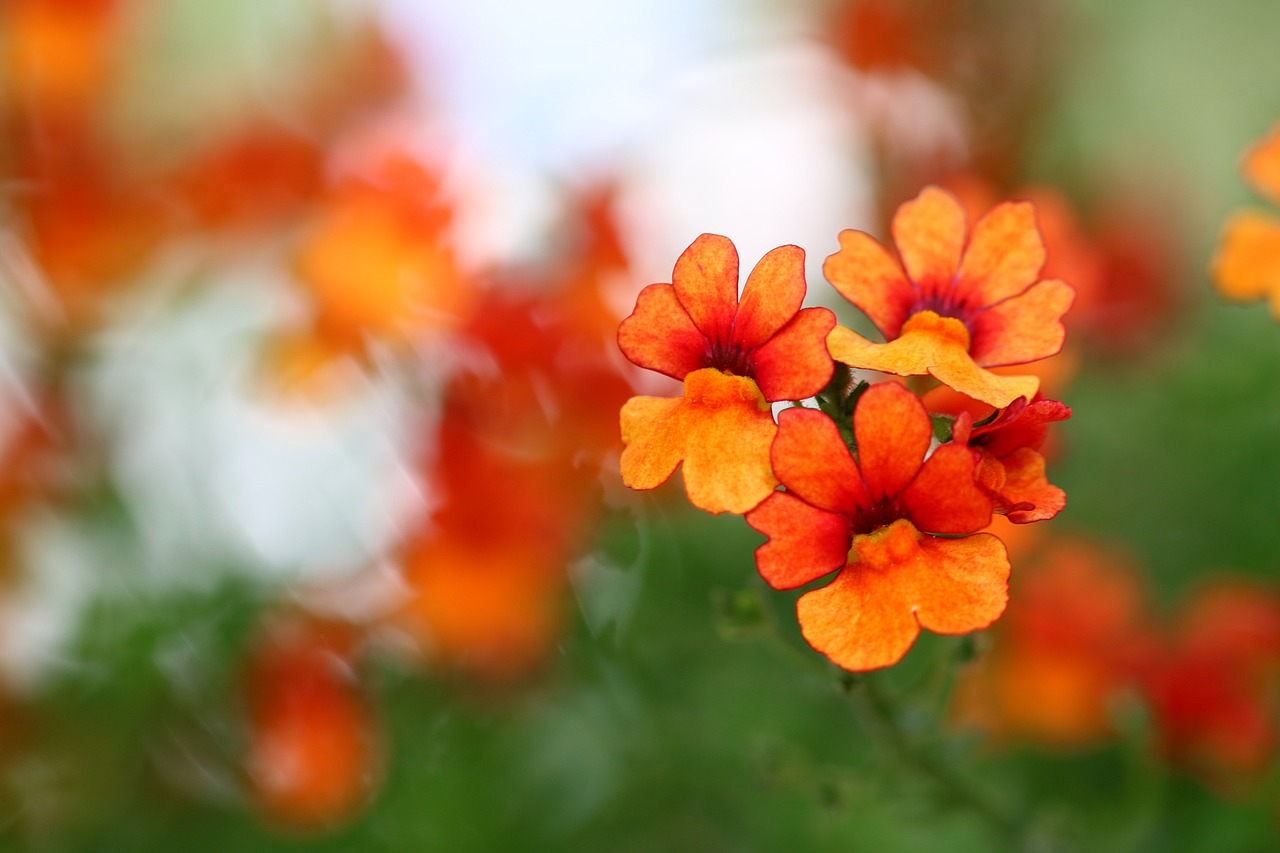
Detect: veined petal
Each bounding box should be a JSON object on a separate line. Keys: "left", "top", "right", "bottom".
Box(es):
{"left": 619, "top": 395, "right": 685, "bottom": 490}
{"left": 673, "top": 234, "right": 739, "bottom": 346}
{"left": 955, "top": 200, "right": 1046, "bottom": 306}
{"left": 734, "top": 244, "right": 806, "bottom": 350}
{"left": 1243, "top": 125, "right": 1280, "bottom": 205}
{"left": 892, "top": 186, "right": 966, "bottom": 297}
{"left": 910, "top": 532, "right": 1010, "bottom": 635}
{"left": 854, "top": 382, "right": 929, "bottom": 504}
{"left": 1211, "top": 210, "right": 1280, "bottom": 317}
{"left": 747, "top": 491, "right": 850, "bottom": 590}
{"left": 999, "top": 448, "right": 1066, "bottom": 523}
{"left": 617, "top": 283, "right": 707, "bottom": 379}
{"left": 678, "top": 368, "right": 778, "bottom": 515}
{"left": 901, "top": 443, "right": 992, "bottom": 534}
{"left": 771, "top": 407, "right": 869, "bottom": 514}
{"left": 823, "top": 229, "right": 915, "bottom": 338}
{"left": 751, "top": 306, "right": 836, "bottom": 401}
{"left": 969, "top": 279, "right": 1074, "bottom": 367}
{"left": 828, "top": 312, "right": 1039, "bottom": 408}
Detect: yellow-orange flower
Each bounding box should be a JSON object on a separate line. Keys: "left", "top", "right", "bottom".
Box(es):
{"left": 824, "top": 185, "right": 1074, "bottom": 407}
{"left": 617, "top": 234, "right": 835, "bottom": 514}
{"left": 1212, "top": 124, "right": 1280, "bottom": 317}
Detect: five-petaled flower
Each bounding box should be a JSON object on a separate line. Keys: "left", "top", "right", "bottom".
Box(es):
{"left": 746, "top": 382, "right": 1010, "bottom": 671}
{"left": 1212, "top": 123, "right": 1280, "bottom": 318}
{"left": 823, "top": 185, "right": 1074, "bottom": 407}
{"left": 617, "top": 234, "right": 836, "bottom": 514}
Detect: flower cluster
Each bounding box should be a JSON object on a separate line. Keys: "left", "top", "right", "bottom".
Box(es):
{"left": 618, "top": 185, "right": 1074, "bottom": 670}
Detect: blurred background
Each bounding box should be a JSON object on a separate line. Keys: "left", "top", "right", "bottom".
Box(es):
{"left": 1, "top": 0, "right": 1280, "bottom": 849}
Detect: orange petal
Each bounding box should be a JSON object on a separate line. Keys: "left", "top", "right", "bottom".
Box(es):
{"left": 1243, "top": 125, "right": 1280, "bottom": 205}
{"left": 854, "top": 382, "right": 929, "bottom": 503}
{"left": 734, "top": 244, "right": 806, "bottom": 350}
{"left": 1211, "top": 210, "right": 1280, "bottom": 317}
{"left": 823, "top": 228, "right": 915, "bottom": 338}
{"left": 621, "top": 369, "right": 777, "bottom": 514}
{"left": 901, "top": 443, "right": 992, "bottom": 534}
{"left": 620, "top": 395, "right": 686, "bottom": 490}
{"left": 955, "top": 200, "right": 1046, "bottom": 306}
{"left": 680, "top": 369, "right": 778, "bottom": 514}
{"left": 771, "top": 407, "right": 868, "bottom": 514}
{"left": 892, "top": 186, "right": 966, "bottom": 296}
{"left": 617, "top": 283, "right": 708, "bottom": 379}
{"left": 827, "top": 312, "right": 1039, "bottom": 408}
{"left": 969, "top": 279, "right": 1074, "bottom": 367}
{"left": 999, "top": 448, "right": 1065, "bottom": 523}
{"left": 747, "top": 491, "right": 850, "bottom": 590}
{"left": 751, "top": 306, "right": 836, "bottom": 401}
{"left": 673, "top": 234, "right": 739, "bottom": 345}
{"left": 797, "top": 519, "right": 1008, "bottom": 671}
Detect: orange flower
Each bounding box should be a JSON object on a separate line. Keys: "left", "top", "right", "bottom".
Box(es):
{"left": 1212, "top": 124, "right": 1280, "bottom": 317}
{"left": 950, "top": 539, "right": 1154, "bottom": 749}
{"left": 618, "top": 234, "right": 835, "bottom": 514}
{"left": 1142, "top": 583, "right": 1280, "bottom": 787}
{"left": 824, "top": 185, "right": 1074, "bottom": 407}
{"left": 929, "top": 389, "right": 1070, "bottom": 523}
{"left": 746, "top": 382, "right": 1008, "bottom": 671}
{"left": 244, "top": 614, "right": 379, "bottom": 830}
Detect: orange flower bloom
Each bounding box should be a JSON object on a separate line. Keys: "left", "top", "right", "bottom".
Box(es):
{"left": 244, "top": 614, "right": 379, "bottom": 830}
{"left": 618, "top": 234, "right": 835, "bottom": 514}
{"left": 929, "top": 389, "right": 1070, "bottom": 523}
{"left": 824, "top": 186, "right": 1074, "bottom": 407}
{"left": 746, "top": 382, "right": 1008, "bottom": 671}
{"left": 950, "top": 539, "right": 1154, "bottom": 749}
{"left": 1212, "top": 124, "right": 1280, "bottom": 317}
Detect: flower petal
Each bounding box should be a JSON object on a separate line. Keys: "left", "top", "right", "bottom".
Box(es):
{"left": 998, "top": 448, "right": 1065, "bottom": 523}
{"left": 910, "top": 533, "right": 1010, "bottom": 635}
{"left": 901, "top": 443, "right": 992, "bottom": 534}
{"left": 617, "top": 283, "right": 707, "bottom": 379}
{"left": 747, "top": 491, "right": 850, "bottom": 590}
{"left": 855, "top": 382, "right": 930, "bottom": 504}
{"left": 1211, "top": 210, "right": 1280, "bottom": 317}
{"left": 823, "top": 229, "right": 915, "bottom": 338}
{"left": 955, "top": 200, "right": 1046, "bottom": 306}
{"left": 828, "top": 312, "right": 1039, "bottom": 408}
{"left": 673, "top": 233, "right": 739, "bottom": 345}
{"left": 733, "top": 244, "right": 806, "bottom": 351}
{"left": 892, "top": 186, "right": 966, "bottom": 297}
{"left": 969, "top": 279, "right": 1074, "bottom": 367}
{"left": 619, "top": 394, "right": 685, "bottom": 490}
{"left": 771, "top": 407, "right": 869, "bottom": 514}
{"left": 1243, "top": 124, "right": 1280, "bottom": 205}
{"left": 751, "top": 306, "right": 836, "bottom": 401}
{"left": 678, "top": 368, "right": 778, "bottom": 514}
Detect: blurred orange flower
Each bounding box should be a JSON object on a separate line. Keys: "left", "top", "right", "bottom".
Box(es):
{"left": 1212, "top": 124, "right": 1280, "bottom": 317}
{"left": 618, "top": 234, "right": 835, "bottom": 514}
{"left": 746, "top": 382, "right": 1007, "bottom": 671}
{"left": 824, "top": 186, "right": 1074, "bottom": 407}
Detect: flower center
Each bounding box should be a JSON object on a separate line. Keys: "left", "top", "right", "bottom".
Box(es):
{"left": 704, "top": 338, "right": 752, "bottom": 377}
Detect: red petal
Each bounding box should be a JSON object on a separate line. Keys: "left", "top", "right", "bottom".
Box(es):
{"left": 823, "top": 228, "right": 915, "bottom": 338}
{"left": 617, "top": 283, "right": 707, "bottom": 379}
{"left": 751, "top": 306, "right": 836, "bottom": 401}
{"left": 772, "top": 407, "right": 870, "bottom": 515}
{"left": 733, "top": 244, "right": 806, "bottom": 351}
{"left": 892, "top": 186, "right": 965, "bottom": 298}
{"left": 901, "top": 443, "right": 992, "bottom": 534}
{"left": 673, "top": 234, "right": 739, "bottom": 346}
{"left": 747, "top": 491, "right": 850, "bottom": 590}
{"left": 854, "top": 382, "right": 930, "bottom": 503}
{"left": 955, "top": 200, "right": 1046, "bottom": 306}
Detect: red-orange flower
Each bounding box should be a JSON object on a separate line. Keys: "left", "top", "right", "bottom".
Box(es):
{"left": 930, "top": 389, "right": 1070, "bottom": 523}
{"left": 618, "top": 234, "right": 835, "bottom": 514}
{"left": 746, "top": 382, "right": 1008, "bottom": 671}
{"left": 824, "top": 186, "right": 1074, "bottom": 407}
{"left": 1212, "top": 124, "right": 1280, "bottom": 317}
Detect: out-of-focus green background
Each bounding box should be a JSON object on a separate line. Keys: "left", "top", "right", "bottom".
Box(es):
{"left": 3, "top": 0, "right": 1280, "bottom": 851}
